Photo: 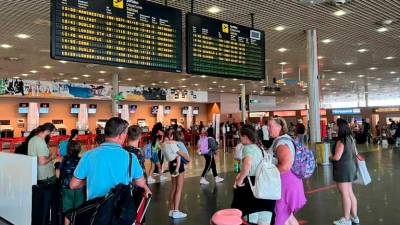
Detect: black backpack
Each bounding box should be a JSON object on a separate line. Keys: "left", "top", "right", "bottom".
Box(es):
{"left": 69, "top": 153, "right": 137, "bottom": 225}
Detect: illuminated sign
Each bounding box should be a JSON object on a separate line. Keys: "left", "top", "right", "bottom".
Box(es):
{"left": 249, "top": 112, "right": 269, "bottom": 118}
{"left": 331, "top": 108, "right": 361, "bottom": 115}
{"left": 300, "top": 109, "right": 327, "bottom": 116}
{"left": 373, "top": 108, "right": 400, "bottom": 113}
{"left": 273, "top": 111, "right": 296, "bottom": 117}
{"left": 186, "top": 13, "right": 265, "bottom": 80}
{"left": 51, "top": 0, "right": 182, "bottom": 72}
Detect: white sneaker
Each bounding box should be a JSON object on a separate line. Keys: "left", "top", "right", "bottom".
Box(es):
{"left": 200, "top": 177, "right": 210, "bottom": 185}
{"left": 333, "top": 218, "right": 351, "bottom": 225}
{"left": 172, "top": 211, "right": 187, "bottom": 219}
{"left": 351, "top": 216, "right": 360, "bottom": 224}
{"left": 168, "top": 210, "right": 175, "bottom": 217}
{"left": 215, "top": 176, "right": 224, "bottom": 183}
{"left": 160, "top": 175, "right": 168, "bottom": 182}
{"left": 147, "top": 176, "right": 156, "bottom": 184}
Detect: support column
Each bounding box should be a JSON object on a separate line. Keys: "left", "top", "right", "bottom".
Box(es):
{"left": 112, "top": 73, "right": 119, "bottom": 117}
{"left": 306, "top": 29, "right": 321, "bottom": 144}
{"left": 240, "top": 84, "right": 247, "bottom": 123}
{"left": 364, "top": 79, "right": 369, "bottom": 107}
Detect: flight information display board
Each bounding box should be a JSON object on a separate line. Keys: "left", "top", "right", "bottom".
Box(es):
{"left": 51, "top": 0, "right": 182, "bottom": 72}
{"left": 186, "top": 13, "right": 265, "bottom": 80}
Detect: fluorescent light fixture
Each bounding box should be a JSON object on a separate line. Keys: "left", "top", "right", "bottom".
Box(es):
{"left": 336, "top": 71, "right": 344, "bottom": 74}
{"left": 72, "top": 77, "right": 79, "bottom": 80}
{"left": 212, "top": 81, "right": 217, "bottom": 84}
{"left": 390, "top": 71, "right": 396, "bottom": 74}
{"left": 163, "top": 81, "right": 169, "bottom": 84}
{"left": 104, "top": 82, "right": 110, "bottom": 85}
{"left": 345, "top": 62, "right": 353, "bottom": 66}
{"left": 126, "top": 78, "right": 132, "bottom": 81}
{"left": 207, "top": 6, "right": 221, "bottom": 14}
{"left": 333, "top": 10, "right": 347, "bottom": 17}
{"left": 30, "top": 70, "right": 38, "bottom": 73}
{"left": 239, "top": 83, "right": 244, "bottom": 86}
{"left": 98, "top": 70, "right": 107, "bottom": 74}
{"left": 384, "top": 56, "right": 395, "bottom": 60}
{"left": 377, "top": 27, "right": 389, "bottom": 32}
{"left": 279, "top": 62, "right": 287, "bottom": 65}
{"left": 322, "top": 39, "right": 333, "bottom": 44}
{"left": 208, "top": 87, "right": 213, "bottom": 90}
{"left": 82, "top": 74, "right": 91, "bottom": 77}
{"left": 358, "top": 74, "right": 365, "bottom": 78}
{"left": 274, "top": 25, "right": 286, "bottom": 31}
{"left": 43, "top": 65, "right": 53, "bottom": 69}
{"left": 200, "top": 75, "right": 207, "bottom": 78}
{"left": 369, "top": 67, "right": 378, "bottom": 70}
{"left": 357, "top": 48, "right": 368, "bottom": 53}
{"left": 194, "top": 83, "right": 200, "bottom": 86}
{"left": 151, "top": 83, "right": 156, "bottom": 86}
{"left": 62, "top": 79, "right": 69, "bottom": 82}
{"left": 13, "top": 76, "right": 20, "bottom": 79}
{"left": 15, "top": 33, "right": 31, "bottom": 39}
{"left": 233, "top": 78, "right": 238, "bottom": 81}
{"left": 21, "top": 74, "right": 29, "bottom": 77}
{"left": 330, "top": 78, "right": 337, "bottom": 81}
{"left": 0, "top": 44, "right": 12, "bottom": 48}
{"left": 277, "top": 48, "right": 288, "bottom": 52}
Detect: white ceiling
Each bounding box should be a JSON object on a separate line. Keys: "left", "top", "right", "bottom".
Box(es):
{"left": 0, "top": 0, "right": 399, "bottom": 100}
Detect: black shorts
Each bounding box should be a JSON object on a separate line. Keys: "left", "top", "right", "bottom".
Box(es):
{"left": 168, "top": 159, "right": 185, "bottom": 174}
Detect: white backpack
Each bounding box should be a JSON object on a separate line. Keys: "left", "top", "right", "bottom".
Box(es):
{"left": 247, "top": 149, "right": 281, "bottom": 200}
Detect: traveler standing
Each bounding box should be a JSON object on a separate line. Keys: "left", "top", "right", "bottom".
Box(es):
{"left": 199, "top": 127, "right": 224, "bottom": 185}
{"left": 60, "top": 141, "right": 84, "bottom": 213}
{"left": 295, "top": 119, "right": 306, "bottom": 145}
{"left": 148, "top": 123, "right": 167, "bottom": 183}
{"left": 59, "top": 129, "right": 79, "bottom": 157}
{"left": 269, "top": 117, "right": 306, "bottom": 225}
{"left": 125, "top": 125, "right": 146, "bottom": 177}
{"left": 231, "top": 124, "right": 276, "bottom": 225}
{"left": 261, "top": 121, "right": 271, "bottom": 149}
{"left": 28, "top": 123, "right": 57, "bottom": 225}
{"left": 330, "top": 119, "right": 359, "bottom": 225}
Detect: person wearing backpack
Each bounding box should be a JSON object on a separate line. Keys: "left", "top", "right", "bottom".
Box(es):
{"left": 269, "top": 117, "right": 306, "bottom": 225}
{"left": 65, "top": 117, "right": 151, "bottom": 225}
{"left": 199, "top": 127, "right": 224, "bottom": 185}
{"left": 60, "top": 140, "right": 84, "bottom": 213}
{"left": 329, "top": 119, "right": 359, "bottom": 225}
{"left": 231, "top": 124, "right": 276, "bottom": 225}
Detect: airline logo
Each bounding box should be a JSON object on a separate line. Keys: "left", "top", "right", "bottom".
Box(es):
{"left": 113, "top": 0, "right": 124, "bottom": 9}
{"left": 222, "top": 23, "right": 229, "bottom": 33}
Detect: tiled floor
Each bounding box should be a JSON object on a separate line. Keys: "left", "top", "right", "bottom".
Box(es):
{"left": 145, "top": 144, "right": 400, "bottom": 225}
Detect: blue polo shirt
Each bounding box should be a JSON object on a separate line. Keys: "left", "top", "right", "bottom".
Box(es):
{"left": 74, "top": 142, "right": 143, "bottom": 200}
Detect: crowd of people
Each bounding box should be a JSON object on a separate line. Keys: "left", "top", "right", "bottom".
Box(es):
{"left": 14, "top": 114, "right": 373, "bottom": 225}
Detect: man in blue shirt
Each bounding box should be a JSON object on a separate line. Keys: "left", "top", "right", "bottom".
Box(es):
{"left": 69, "top": 117, "right": 151, "bottom": 200}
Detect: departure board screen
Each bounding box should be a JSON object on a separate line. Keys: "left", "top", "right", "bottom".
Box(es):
{"left": 51, "top": 0, "right": 182, "bottom": 72}
{"left": 186, "top": 13, "right": 265, "bottom": 80}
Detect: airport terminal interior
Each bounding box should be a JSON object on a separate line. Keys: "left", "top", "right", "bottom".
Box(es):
{"left": 0, "top": 0, "right": 400, "bottom": 225}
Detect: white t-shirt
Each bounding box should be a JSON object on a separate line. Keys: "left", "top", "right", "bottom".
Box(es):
{"left": 162, "top": 142, "right": 180, "bottom": 162}
{"left": 262, "top": 125, "right": 269, "bottom": 141}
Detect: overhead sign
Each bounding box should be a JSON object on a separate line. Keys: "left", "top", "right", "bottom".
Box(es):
{"left": 332, "top": 108, "right": 361, "bottom": 115}
{"left": 249, "top": 112, "right": 269, "bottom": 118}
{"left": 51, "top": 0, "right": 182, "bottom": 72}
{"left": 186, "top": 13, "right": 265, "bottom": 80}
{"left": 373, "top": 108, "right": 400, "bottom": 113}
{"left": 273, "top": 111, "right": 296, "bottom": 117}
{"left": 301, "top": 109, "right": 327, "bottom": 116}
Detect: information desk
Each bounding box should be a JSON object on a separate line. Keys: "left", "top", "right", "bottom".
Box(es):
{"left": 186, "top": 13, "right": 265, "bottom": 80}
{"left": 51, "top": 0, "right": 182, "bottom": 72}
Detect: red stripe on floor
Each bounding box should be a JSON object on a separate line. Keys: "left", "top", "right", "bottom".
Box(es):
{"left": 298, "top": 219, "right": 309, "bottom": 224}
{"left": 305, "top": 184, "right": 336, "bottom": 194}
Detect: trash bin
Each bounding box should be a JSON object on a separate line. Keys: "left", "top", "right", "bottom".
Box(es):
{"left": 316, "top": 142, "right": 330, "bottom": 166}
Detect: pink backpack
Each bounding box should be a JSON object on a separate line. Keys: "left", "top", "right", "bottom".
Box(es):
{"left": 198, "top": 136, "right": 209, "bottom": 155}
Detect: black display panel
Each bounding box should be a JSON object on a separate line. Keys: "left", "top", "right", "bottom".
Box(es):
{"left": 186, "top": 13, "right": 265, "bottom": 80}
{"left": 51, "top": 0, "right": 182, "bottom": 72}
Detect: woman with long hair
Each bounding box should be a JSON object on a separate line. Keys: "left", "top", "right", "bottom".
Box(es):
{"left": 269, "top": 117, "right": 306, "bottom": 225}
{"left": 330, "top": 119, "right": 359, "bottom": 225}
{"left": 58, "top": 129, "right": 79, "bottom": 157}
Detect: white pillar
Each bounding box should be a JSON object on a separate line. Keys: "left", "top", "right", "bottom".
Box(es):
{"left": 112, "top": 74, "right": 119, "bottom": 117}
{"left": 306, "top": 29, "right": 321, "bottom": 144}
{"left": 240, "top": 85, "right": 247, "bottom": 123}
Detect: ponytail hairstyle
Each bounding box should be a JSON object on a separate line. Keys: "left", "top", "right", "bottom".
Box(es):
{"left": 69, "top": 129, "right": 79, "bottom": 142}
{"left": 269, "top": 117, "right": 289, "bottom": 136}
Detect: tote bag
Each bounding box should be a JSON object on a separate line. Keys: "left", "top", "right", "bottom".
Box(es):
{"left": 351, "top": 138, "right": 372, "bottom": 186}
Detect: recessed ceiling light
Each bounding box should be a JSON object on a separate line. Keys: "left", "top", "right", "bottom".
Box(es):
{"left": 279, "top": 62, "right": 287, "bottom": 65}
{"left": 345, "top": 62, "right": 353, "bottom": 66}
{"left": 271, "top": 91, "right": 276, "bottom": 94}
{"left": 376, "top": 27, "right": 389, "bottom": 32}
{"left": 333, "top": 9, "right": 348, "bottom": 17}
{"left": 382, "top": 19, "right": 394, "bottom": 25}
{"left": 321, "top": 87, "right": 326, "bottom": 90}
{"left": 325, "top": 83, "right": 331, "bottom": 86}
{"left": 126, "top": 78, "right": 132, "bottom": 81}
{"left": 384, "top": 56, "right": 395, "bottom": 60}
{"left": 180, "top": 85, "right": 187, "bottom": 88}
{"left": 330, "top": 77, "right": 337, "bottom": 81}
{"left": 282, "top": 71, "right": 287, "bottom": 74}
{"left": 357, "top": 48, "right": 368, "bottom": 53}
{"left": 212, "top": 81, "right": 217, "bottom": 84}
{"left": 220, "top": 85, "right": 226, "bottom": 88}
{"left": 358, "top": 74, "right": 365, "bottom": 78}
{"left": 277, "top": 48, "right": 288, "bottom": 52}
{"left": 58, "top": 73, "right": 65, "bottom": 76}
{"left": 376, "top": 78, "right": 383, "bottom": 81}
{"left": 322, "top": 39, "right": 333, "bottom": 44}
{"left": 390, "top": 71, "right": 396, "bottom": 74}
{"left": 239, "top": 83, "right": 244, "bottom": 86}
{"left": 30, "top": 70, "right": 38, "bottom": 73}
{"left": 117, "top": 66, "right": 124, "bottom": 69}
{"left": 98, "top": 78, "right": 105, "bottom": 82}
{"left": 232, "top": 89, "right": 236, "bottom": 91}
{"left": 140, "top": 84, "right": 145, "bottom": 87}
{"left": 233, "top": 78, "right": 238, "bottom": 81}
{"left": 151, "top": 83, "right": 156, "bottom": 86}
{"left": 369, "top": 67, "right": 377, "bottom": 70}
{"left": 13, "top": 76, "right": 20, "bottom": 79}
{"left": 336, "top": 71, "right": 344, "bottom": 74}
{"left": 43, "top": 65, "right": 53, "bottom": 69}
{"left": 350, "top": 81, "right": 356, "bottom": 83}
{"left": 200, "top": 75, "right": 207, "bottom": 78}
{"left": 21, "top": 73, "right": 29, "bottom": 77}
{"left": 72, "top": 77, "right": 79, "bottom": 80}
{"left": 220, "top": 90, "right": 224, "bottom": 93}
{"left": 59, "top": 60, "right": 68, "bottom": 64}
{"left": 15, "top": 34, "right": 31, "bottom": 39}
{"left": 163, "top": 81, "right": 169, "bottom": 84}
{"left": 82, "top": 74, "right": 91, "bottom": 77}
{"left": 0, "top": 44, "right": 12, "bottom": 49}
{"left": 104, "top": 82, "right": 110, "bottom": 85}
{"left": 318, "top": 56, "right": 324, "bottom": 59}
{"left": 144, "top": 70, "right": 151, "bottom": 74}
{"left": 274, "top": 25, "right": 286, "bottom": 31}
{"left": 368, "top": 76, "right": 376, "bottom": 79}
{"left": 181, "top": 78, "right": 186, "bottom": 81}
{"left": 62, "top": 79, "right": 69, "bottom": 82}
{"left": 98, "top": 71, "right": 107, "bottom": 74}
{"left": 207, "top": 6, "right": 221, "bottom": 14}
{"left": 194, "top": 83, "right": 200, "bottom": 86}
{"left": 208, "top": 87, "right": 213, "bottom": 90}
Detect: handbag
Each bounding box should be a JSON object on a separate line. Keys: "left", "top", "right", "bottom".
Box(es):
{"left": 351, "top": 137, "right": 372, "bottom": 186}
